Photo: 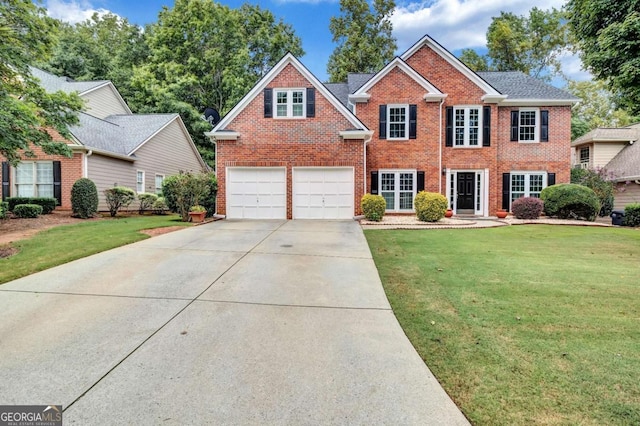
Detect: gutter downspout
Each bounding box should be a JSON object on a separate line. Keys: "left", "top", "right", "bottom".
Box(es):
{"left": 84, "top": 150, "right": 92, "bottom": 178}
{"left": 438, "top": 98, "right": 445, "bottom": 194}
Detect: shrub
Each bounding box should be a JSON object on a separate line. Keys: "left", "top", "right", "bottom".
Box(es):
{"left": 71, "top": 178, "right": 99, "bottom": 219}
{"left": 200, "top": 173, "right": 218, "bottom": 217}
{"left": 0, "top": 201, "right": 7, "bottom": 219}
{"left": 162, "top": 172, "right": 213, "bottom": 221}
{"left": 361, "top": 194, "right": 386, "bottom": 221}
{"left": 414, "top": 191, "right": 448, "bottom": 222}
{"left": 13, "top": 204, "right": 43, "bottom": 218}
{"left": 6, "top": 197, "right": 57, "bottom": 214}
{"left": 104, "top": 186, "right": 136, "bottom": 217}
{"left": 511, "top": 197, "right": 544, "bottom": 219}
{"left": 138, "top": 193, "right": 158, "bottom": 214}
{"left": 6, "top": 197, "right": 31, "bottom": 211}
{"left": 571, "top": 167, "right": 615, "bottom": 216}
{"left": 541, "top": 184, "right": 601, "bottom": 221}
{"left": 623, "top": 203, "right": 640, "bottom": 227}
{"left": 152, "top": 197, "right": 168, "bottom": 215}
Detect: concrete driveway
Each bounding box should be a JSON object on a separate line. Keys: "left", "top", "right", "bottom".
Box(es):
{"left": 0, "top": 220, "right": 469, "bottom": 425}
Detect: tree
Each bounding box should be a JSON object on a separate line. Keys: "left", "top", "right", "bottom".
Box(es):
{"left": 458, "top": 7, "right": 568, "bottom": 81}
{"left": 327, "top": 0, "right": 396, "bottom": 82}
{"left": 129, "top": 0, "right": 303, "bottom": 166}
{"left": 567, "top": 79, "right": 639, "bottom": 139}
{"left": 0, "top": 0, "right": 83, "bottom": 164}
{"left": 567, "top": 1, "right": 640, "bottom": 114}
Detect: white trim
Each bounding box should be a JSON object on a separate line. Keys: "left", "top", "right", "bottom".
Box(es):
{"left": 379, "top": 169, "right": 417, "bottom": 212}
{"left": 71, "top": 146, "right": 135, "bottom": 162}
{"left": 226, "top": 167, "right": 287, "bottom": 220}
{"left": 452, "top": 106, "right": 483, "bottom": 148}
{"left": 274, "top": 88, "right": 306, "bottom": 118}
{"left": 387, "top": 104, "right": 410, "bottom": 140}
{"left": 446, "top": 169, "right": 489, "bottom": 216}
{"left": 155, "top": 174, "right": 165, "bottom": 195}
{"left": 353, "top": 57, "right": 445, "bottom": 101}
{"left": 348, "top": 93, "right": 371, "bottom": 103}
{"left": 517, "top": 108, "right": 540, "bottom": 143}
{"left": 500, "top": 99, "right": 578, "bottom": 106}
{"left": 508, "top": 171, "right": 547, "bottom": 208}
{"left": 206, "top": 131, "right": 240, "bottom": 141}
{"left": 136, "top": 170, "right": 145, "bottom": 194}
{"left": 401, "top": 35, "right": 501, "bottom": 97}
{"left": 211, "top": 53, "right": 368, "bottom": 134}
{"left": 339, "top": 129, "right": 374, "bottom": 140}
{"left": 292, "top": 166, "right": 355, "bottom": 219}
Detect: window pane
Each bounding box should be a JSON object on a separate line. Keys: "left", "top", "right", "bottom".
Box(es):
{"left": 381, "top": 192, "right": 394, "bottom": 210}
{"left": 16, "top": 163, "right": 33, "bottom": 184}
{"left": 511, "top": 174, "right": 525, "bottom": 203}
{"left": 519, "top": 111, "right": 536, "bottom": 141}
{"left": 37, "top": 184, "right": 53, "bottom": 198}
{"left": 399, "top": 192, "right": 413, "bottom": 210}
{"left": 276, "top": 91, "right": 288, "bottom": 117}
{"left": 399, "top": 173, "right": 413, "bottom": 191}
{"left": 137, "top": 171, "right": 144, "bottom": 193}
{"left": 388, "top": 107, "right": 406, "bottom": 138}
{"left": 469, "top": 128, "right": 479, "bottom": 146}
{"left": 455, "top": 128, "right": 465, "bottom": 146}
{"left": 381, "top": 173, "right": 395, "bottom": 191}
{"left": 529, "top": 174, "right": 543, "bottom": 197}
{"left": 36, "top": 162, "right": 53, "bottom": 184}
{"left": 455, "top": 109, "right": 465, "bottom": 145}
{"left": 155, "top": 175, "right": 164, "bottom": 194}
{"left": 469, "top": 109, "right": 479, "bottom": 145}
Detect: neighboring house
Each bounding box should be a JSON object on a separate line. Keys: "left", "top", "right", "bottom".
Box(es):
{"left": 1, "top": 68, "right": 207, "bottom": 211}
{"left": 572, "top": 123, "right": 640, "bottom": 210}
{"left": 206, "top": 34, "right": 577, "bottom": 219}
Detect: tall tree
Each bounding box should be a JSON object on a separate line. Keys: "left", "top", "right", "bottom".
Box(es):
{"left": 459, "top": 7, "right": 568, "bottom": 80}
{"left": 0, "top": 0, "right": 82, "bottom": 164}
{"left": 327, "top": 0, "right": 396, "bottom": 83}
{"left": 567, "top": 0, "right": 640, "bottom": 114}
{"left": 129, "top": 0, "right": 304, "bottom": 165}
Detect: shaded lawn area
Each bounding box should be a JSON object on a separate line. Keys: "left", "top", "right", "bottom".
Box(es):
{"left": 365, "top": 225, "right": 640, "bottom": 425}
{"left": 0, "top": 215, "right": 190, "bottom": 284}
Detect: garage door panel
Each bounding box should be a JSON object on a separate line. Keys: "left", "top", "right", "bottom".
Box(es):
{"left": 293, "top": 168, "right": 354, "bottom": 220}
{"left": 227, "top": 168, "right": 286, "bottom": 219}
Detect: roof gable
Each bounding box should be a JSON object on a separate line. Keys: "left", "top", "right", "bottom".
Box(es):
{"left": 211, "top": 53, "right": 368, "bottom": 133}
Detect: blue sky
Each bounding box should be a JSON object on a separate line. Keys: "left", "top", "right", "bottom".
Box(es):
{"left": 43, "top": 0, "right": 589, "bottom": 85}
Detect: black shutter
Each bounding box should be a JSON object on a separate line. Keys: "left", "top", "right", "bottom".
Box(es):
{"left": 1, "top": 162, "right": 9, "bottom": 201}
{"left": 306, "top": 88, "right": 315, "bottom": 118}
{"left": 445, "top": 106, "right": 453, "bottom": 147}
{"left": 416, "top": 171, "right": 425, "bottom": 192}
{"left": 547, "top": 172, "right": 556, "bottom": 186}
{"left": 53, "top": 161, "right": 62, "bottom": 206}
{"left": 483, "top": 106, "right": 491, "bottom": 147}
{"left": 370, "top": 171, "right": 378, "bottom": 194}
{"left": 510, "top": 111, "right": 519, "bottom": 142}
{"left": 540, "top": 110, "right": 549, "bottom": 142}
{"left": 379, "top": 105, "right": 387, "bottom": 139}
{"left": 409, "top": 104, "right": 417, "bottom": 139}
{"left": 263, "top": 88, "right": 273, "bottom": 118}
{"left": 502, "top": 173, "right": 511, "bottom": 211}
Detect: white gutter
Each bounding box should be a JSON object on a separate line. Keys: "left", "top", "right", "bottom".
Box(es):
{"left": 83, "top": 150, "right": 92, "bottom": 178}
{"left": 438, "top": 97, "right": 445, "bottom": 194}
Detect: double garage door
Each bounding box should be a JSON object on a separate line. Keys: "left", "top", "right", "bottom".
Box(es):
{"left": 226, "top": 167, "right": 353, "bottom": 219}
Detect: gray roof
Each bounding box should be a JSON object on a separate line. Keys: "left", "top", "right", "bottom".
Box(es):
{"left": 572, "top": 126, "right": 640, "bottom": 147}
{"left": 71, "top": 113, "right": 177, "bottom": 156}
{"left": 477, "top": 71, "right": 578, "bottom": 100}
{"left": 30, "top": 67, "right": 107, "bottom": 95}
{"left": 324, "top": 83, "right": 350, "bottom": 108}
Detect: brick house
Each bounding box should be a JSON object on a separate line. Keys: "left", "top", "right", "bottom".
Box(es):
{"left": 1, "top": 68, "right": 207, "bottom": 211}
{"left": 207, "top": 34, "right": 578, "bottom": 219}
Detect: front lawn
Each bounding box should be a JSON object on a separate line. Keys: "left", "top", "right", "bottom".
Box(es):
{"left": 365, "top": 225, "right": 640, "bottom": 425}
{"left": 0, "top": 215, "right": 190, "bottom": 284}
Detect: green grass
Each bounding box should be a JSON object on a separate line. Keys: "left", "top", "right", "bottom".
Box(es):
{"left": 365, "top": 225, "right": 640, "bottom": 425}
{"left": 0, "top": 215, "right": 190, "bottom": 284}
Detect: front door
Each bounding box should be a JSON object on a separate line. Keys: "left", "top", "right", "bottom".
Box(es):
{"left": 457, "top": 172, "right": 475, "bottom": 211}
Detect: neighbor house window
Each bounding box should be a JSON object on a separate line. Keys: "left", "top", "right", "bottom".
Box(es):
{"left": 454, "top": 107, "right": 481, "bottom": 147}
{"left": 510, "top": 172, "right": 546, "bottom": 203}
{"left": 136, "top": 170, "right": 145, "bottom": 193}
{"left": 387, "top": 104, "right": 409, "bottom": 140}
{"left": 155, "top": 174, "right": 164, "bottom": 195}
{"left": 275, "top": 89, "right": 305, "bottom": 118}
{"left": 519, "top": 109, "right": 539, "bottom": 142}
{"left": 380, "top": 170, "right": 416, "bottom": 211}
{"left": 579, "top": 147, "right": 590, "bottom": 168}
{"left": 14, "top": 161, "right": 53, "bottom": 198}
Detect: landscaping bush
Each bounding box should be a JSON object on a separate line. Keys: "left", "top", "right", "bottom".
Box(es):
{"left": 541, "top": 184, "right": 601, "bottom": 221}
{"left": 13, "top": 204, "right": 43, "bottom": 218}
{"left": 71, "top": 178, "right": 99, "bottom": 219}
{"left": 138, "top": 193, "right": 158, "bottom": 214}
{"left": 162, "top": 172, "right": 213, "bottom": 221}
{"left": 414, "top": 191, "right": 448, "bottom": 222}
{"left": 571, "top": 167, "right": 615, "bottom": 216}
{"left": 200, "top": 173, "right": 218, "bottom": 217}
{"left": 361, "top": 194, "right": 386, "bottom": 221}
{"left": 0, "top": 201, "right": 7, "bottom": 219}
{"left": 104, "top": 186, "right": 136, "bottom": 217}
{"left": 511, "top": 196, "right": 544, "bottom": 219}
{"left": 6, "top": 197, "right": 56, "bottom": 213}
{"left": 623, "top": 203, "right": 640, "bottom": 227}
{"left": 152, "top": 197, "right": 168, "bottom": 215}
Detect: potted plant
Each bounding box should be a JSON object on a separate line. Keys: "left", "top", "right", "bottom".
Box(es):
{"left": 188, "top": 205, "right": 207, "bottom": 223}
{"left": 496, "top": 209, "right": 508, "bottom": 219}
{"left": 445, "top": 208, "right": 453, "bottom": 218}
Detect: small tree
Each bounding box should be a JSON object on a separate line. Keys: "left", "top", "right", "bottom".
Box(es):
{"left": 71, "top": 178, "right": 99, "bottom": 219}
{"left": 162, "top": 172, "right": 212, "bottom": 221}
{"left": 104, "top": 186, "right": 136, "bottom": 217}
{"left": 571, "top": 167, "right": 615, "bottom": 217}
{"left": 138, "top": 193, "right": 158, "bottom": 214}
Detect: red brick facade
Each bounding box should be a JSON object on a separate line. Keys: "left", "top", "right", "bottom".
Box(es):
{"left": 212, "top": 39, "right": 574, "bottom": 219}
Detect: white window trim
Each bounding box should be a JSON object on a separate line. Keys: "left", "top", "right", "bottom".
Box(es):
{"left": 136, "top": 170, "right": 145, "bottom": 194}
{"left": 518, "top": 108, "right": 540, "bottom": 143}
{"left": 274, "top": 88, "right": 306, "bottom": 119}
{"left": 579, "top": 147, "right": 590, "bottom": 168}
{"left": 155, "top": 174, "right": 165, "bottom": 195}
{"left": 510, "top": 171, "right": 547, "bottom": 207}
{"left": 387, "top": 104, "right": 409, "bottom": 141}
{"left": 453, "top": 106, "right": 482, "bottom": 148}
{"left": 445, "top": 169, "right": 489, "bottom": 216}
{"left": 379, "top": 169, "right": 416, "bottom": 212}
{"left": 13, "top": 161, "right": 54, "bottom": 198}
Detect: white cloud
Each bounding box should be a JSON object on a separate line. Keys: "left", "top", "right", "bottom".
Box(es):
{"left": 44, "top": 0, "right": 112, "bottom": 24}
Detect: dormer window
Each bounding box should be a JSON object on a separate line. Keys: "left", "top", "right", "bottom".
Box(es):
{"left": 263, "top": 88, "right": 315, "bottom": 119}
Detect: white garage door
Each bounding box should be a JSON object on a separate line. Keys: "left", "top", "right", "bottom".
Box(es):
{"left": 293, "top": 167, "right": 354, "bottom": 219}
{"left": 227, "top": 167, "right": 286, "bottom": 219}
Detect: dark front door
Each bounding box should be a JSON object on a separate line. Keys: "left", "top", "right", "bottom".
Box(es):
{"left": 457, "top": 172, "right": 475, "bottom": 211}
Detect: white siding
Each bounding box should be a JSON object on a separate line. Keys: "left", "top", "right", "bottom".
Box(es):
{"left": 593, "top": 143, "right": 627, "bottom": 169}
{"left": 81, "top": 85, "right": 129, "bottom": 119}
{"left": 87, "top": 154, "right": 136, "bottom": 212}
{"left": 615, "top": 182, "right": 640, "bottom": 210}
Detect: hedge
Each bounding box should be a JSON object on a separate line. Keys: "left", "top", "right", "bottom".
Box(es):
{"left": 6, "top": 197, "right": 56, "bottom": 214}
{"left": 361, "top": 194, "right": 386, "bottom": 221}
{"left": 623, "top": 203, "right": 640, "bottom": 227}
{"left": 541, "top": 184, "right": 600, "bottom": 221}
{"left": 414, "top": 191, "right": 448, "bottom": 222}
{"left": 13, "top": 204, "right": 43, "bottom": 218}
